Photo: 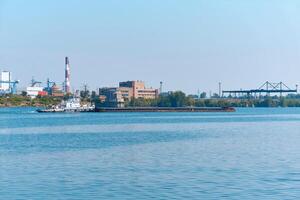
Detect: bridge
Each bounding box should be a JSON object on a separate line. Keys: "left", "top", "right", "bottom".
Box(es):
{"left": 222, "top": 81, "right": 298, "bottom": 97}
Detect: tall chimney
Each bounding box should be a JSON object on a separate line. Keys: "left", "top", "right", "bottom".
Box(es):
{"left": 65, "top": 57, "right": 71, "bottom": 94}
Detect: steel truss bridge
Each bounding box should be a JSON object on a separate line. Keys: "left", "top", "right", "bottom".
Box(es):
{"left": 222, "top": 81, "right": 298, "bottom": 97}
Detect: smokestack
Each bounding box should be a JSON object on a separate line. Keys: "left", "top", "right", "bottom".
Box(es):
{"left": 65, "top": 57, "right": 71, "bottom": 94}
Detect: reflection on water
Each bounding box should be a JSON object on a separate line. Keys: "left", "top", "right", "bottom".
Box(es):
{"left": 1, "top": 108, "right": 300, "bottom": 199}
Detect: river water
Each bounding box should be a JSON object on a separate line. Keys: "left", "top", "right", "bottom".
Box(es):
{"left": 0, "top": 107, "right": 300, "bottom": 199}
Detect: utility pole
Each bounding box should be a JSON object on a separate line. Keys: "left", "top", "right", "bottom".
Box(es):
{"left": 83, "top": 83, "right": 89, "bottom": 98}
{"left": 84, "top": 83, "right": 88, "bottom": 94}
{"left": 218, "top": 82, "right": 222, "bottom": 98}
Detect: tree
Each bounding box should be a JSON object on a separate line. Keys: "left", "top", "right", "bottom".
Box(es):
{"left": 21, "top": 91, "right": 27, "bottom": 97}
{"left": 91, "top": 91, "right": 97, "bottom": 99}
{"left": 212, "top": 93, "right": 219, "bottom": 98}
{"left": 80, "top": 90, "right": 90, "bottom": 98}
{"left": 169, "top": 91, "right": 186, "bottom": 107}
{"left": 200, "top": 92, "right": 207, "bottom": 99}
{"left": 157, "top": 96, "right": 171, "bottom": 107}
{"left": 186, "top": 96, "right": 195, "bottom": 106}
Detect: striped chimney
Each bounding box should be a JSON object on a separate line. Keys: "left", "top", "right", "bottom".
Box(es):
{"left": 65, "top": 57, "right": 71, "bottom": 94}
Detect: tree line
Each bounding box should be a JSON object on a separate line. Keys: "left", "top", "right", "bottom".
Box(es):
{"left": 126, "top": 91, "right": 300, "bottom": 107}
{"left": 2, "top": 91, "right": 300, "bottom": 108}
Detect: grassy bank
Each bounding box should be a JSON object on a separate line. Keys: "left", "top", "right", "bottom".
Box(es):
{"left": 0, "top": 95, "right": 62, "bottom": 107}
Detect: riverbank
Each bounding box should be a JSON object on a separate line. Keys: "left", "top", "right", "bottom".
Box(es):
{"left": 0, "top": 95, "right": 93, "bottom": 108}
{"left": 2, "top": 94, "right": 300, "bottom": 108}
{"left": 0, "top": 95, "right": 61, "bottom": 107}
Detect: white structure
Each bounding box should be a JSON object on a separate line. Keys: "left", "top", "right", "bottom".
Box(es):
{"left": 64, "top": 97, "right": 81, "bottom": 110}
{"left": 1, "top": 71, "right": 11, "bottom": 91}
{"left": 26, "top": 86, "right": 44, "bottom": 99}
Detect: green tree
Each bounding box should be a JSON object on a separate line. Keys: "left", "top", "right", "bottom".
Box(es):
{"left": 200, "top": 92, "right": 207, "bottom": 99}
{"left": 169, "top": 91, "right": 186, "bottom": 107}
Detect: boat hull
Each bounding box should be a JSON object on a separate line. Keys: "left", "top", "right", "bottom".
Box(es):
{"left": 37, "top": 108, "right": 95, "bottom": 113}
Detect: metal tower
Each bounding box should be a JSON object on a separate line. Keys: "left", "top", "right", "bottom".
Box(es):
{"left": 159, "top": 81, "right": 163, "bottom": 94}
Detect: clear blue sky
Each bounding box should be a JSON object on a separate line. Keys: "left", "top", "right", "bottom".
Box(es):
{"left": 1, "top": 0, "right": 300, "bottom": 94}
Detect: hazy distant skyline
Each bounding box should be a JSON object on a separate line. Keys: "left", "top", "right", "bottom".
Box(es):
{"left": 1, "top": 0, "right": 300, "bottom": 94}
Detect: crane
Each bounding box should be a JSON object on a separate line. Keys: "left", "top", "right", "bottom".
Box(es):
{"left": 45, "top": 78, "right": 56, "bottom": 94}
{"left": 30, "top": 77, "right": 42, "bottom": 87}
{"left": 0, "top": 80, "right": 20, "bottom": 94}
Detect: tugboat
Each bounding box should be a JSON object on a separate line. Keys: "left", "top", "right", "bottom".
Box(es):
{"left": 37, "top": 97, "right": 95, "bottom": 113}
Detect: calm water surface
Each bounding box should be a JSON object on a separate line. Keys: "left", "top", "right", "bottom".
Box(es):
{"left": 1, "top": 108, "right": 300, "bottom": 199}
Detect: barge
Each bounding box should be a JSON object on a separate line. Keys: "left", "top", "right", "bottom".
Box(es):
{"left": 95, "top": 107, "right": 235, "bottom": 112}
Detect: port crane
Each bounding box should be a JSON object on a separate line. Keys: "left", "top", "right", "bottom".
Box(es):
{"left": 45, "top": 78, "right": 56, "bottom": 94}
{"left": 0, "top": 80, "right": 20, "bottom": 94}
{"left": 30, "top": 77, "right": 42, "bottom": 87}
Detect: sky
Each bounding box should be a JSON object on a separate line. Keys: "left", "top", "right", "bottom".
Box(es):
{"left": 1, "top": 0, "right": 300, "bottom": 94}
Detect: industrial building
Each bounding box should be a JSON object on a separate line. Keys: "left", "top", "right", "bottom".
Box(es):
{"left": 98, "top": 87, "right": 125, "bottom": 107}
{"left": 1, "top": 71, "right": 11, "bottom": 91}
{"left": 26, "top": 87, "right": 44, "bottom": 99}
{"left": 26, "top": 78, "right": 43, "bottom": 98}
{"left": 51, "top": 84, "right": 64, "bottom": 97}
{"left": 119, "top": 80, "right": 158, "bottom": 99}
{"left": 25, "top": 76, "right": 65, "bottom": 98}
{"left": 99, "top": 80, "right": 159, "bottom": 107}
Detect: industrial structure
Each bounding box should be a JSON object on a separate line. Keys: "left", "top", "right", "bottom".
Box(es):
{"left": 51, "top": 83, "right": 64, "bottom": 97}
{"left": 64, "top": 57, "right": 71, "bottom": 94}
{"left": 1, "top": 57, "right": 69, "bottom": 97}
{"left": 1, "top": 71, "right": 11, "bottom": 90}
{"left": 99, "top": 80, "right": 159, "bottom": 107}
{"left": 119, "top": 80, "right": 158, "bottom": 99}
{"left": 0, "top": 70, "right": 19, "bottom": 95}
{"left": 26, "top": 77, "right": 64, "bottom": 98}
{"left": 26, "top": 78, "right": 44, "bottom": 98}
{"left": 222, "top": 81, "right": 297, "bottom": 98}
{"left": 45, "top": 78, "right": 56, "bottom": 95}
{"left": 25, "top": 57, "right": 69, "bottom": 98}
